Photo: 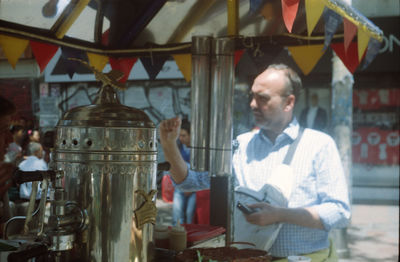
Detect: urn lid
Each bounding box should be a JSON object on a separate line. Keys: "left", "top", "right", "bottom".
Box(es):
{"left": 58, "top": 85, "right": 154, "bottom": 128}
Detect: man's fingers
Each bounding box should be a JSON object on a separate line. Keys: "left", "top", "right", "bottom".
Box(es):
{"left": 248, "top": 203, "right": 266, "bottom": 209}
{"left": 160, "top": 117, "right": 181, "bottom": 131}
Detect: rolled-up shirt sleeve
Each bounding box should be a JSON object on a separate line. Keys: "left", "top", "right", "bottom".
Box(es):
{"left": 171, "top": 163, "right": 210, "bottom": 192}
{"left": 313, "top": 137, "right": 351, "bottom": 231}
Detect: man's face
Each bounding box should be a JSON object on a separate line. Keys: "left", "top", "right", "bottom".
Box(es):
{"left": 311, "top": 94, "right": 318, "bottom": 107}
{"left": 249, "top": 69, "right": 294, "bottom": 132}
{"left": 0, "top": 116, "right": 13, "bottom": 161}
{"left": 179, "top": 129, "right": 190, "bottom": 147}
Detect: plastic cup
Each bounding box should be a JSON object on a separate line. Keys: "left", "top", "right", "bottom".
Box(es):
{"left": 287, "top": 255, "right": 312, "bottom": 262}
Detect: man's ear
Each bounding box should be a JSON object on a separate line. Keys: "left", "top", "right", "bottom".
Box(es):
{"left": 284, "top": 95, "right": 295, "bottom": 111}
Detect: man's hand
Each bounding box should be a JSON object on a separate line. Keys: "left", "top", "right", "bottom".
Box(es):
{"left": 158, "top": 117, "right": 188, "bottom": 184}
{"left": 245, "top": 202, "right": 325, "bottom": 230}
{"left": 244, "top": 202, "right": 281, "bottom": 226}
{"left": 0, "top": 162, "right": 14, "bottom": 196}
{"left": 159, "top": 117, "right": 181, "bottom": 147}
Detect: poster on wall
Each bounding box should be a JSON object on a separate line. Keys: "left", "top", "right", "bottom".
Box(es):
{"left": 39, "top": 96, "right": 59, "bottom": 127}
{"left": 353, "top": 88, "right": 400, "bottom": 110}
{"left": 353, "top": 127, "right": 399, "bottom": 165}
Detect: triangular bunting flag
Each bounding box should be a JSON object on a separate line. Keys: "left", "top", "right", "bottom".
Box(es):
{"left": 30, "top": 41, "right": 59, "bottom": 73}
{"left": 323, "top": 9, "right": 342, "bottom": 49}
{"left": 234, "top": 50, "right": 245, "bottom": 67}
{"left": 343, "top": 18, "right": 357, "bottom": 53}
{"left": 0, "top": 34, "right": 29, "bottom": 68}
{"left": 357, "top": 29, "right": 370, "bottom": 62}
{"left": 140, "top": 56, "right": 169, "bottom": 80}
{"left": 109, "top": 57, "right": 137, "bottom": 83}
{"left": 281, "top": 0, "right": 300, "bottom": 33}
{"left": 102, "top": 29, "right": 110, "bottom": 46}
{"left": 305, "top": 0, "right": 325, "bottom": 36}
{"left": 287, "top": 44, "right": 325, "bottom": 75}
{"left": 172, "top": 54, "right": 192, "bottom": 82}
{"left": 60, "top": 46, "right": 89, "bottom": 78}
{"left": 360, "top": 38, "right": 381, "bottom": 70}
{"left": 331, "top": 42, "right": 361, "bottom": 74}
{"left": 87, "top": 52, "right": 109, "bottom": 72}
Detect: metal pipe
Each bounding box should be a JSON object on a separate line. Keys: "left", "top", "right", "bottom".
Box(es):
{"left": 24, "top": 181, "right": 39, "bottom": 234}
{"left": 48, "top": 212, "right": 81, "bottom": 229}
{"left": 208, "top": 37, "right": 235, "bottom": 244}
{"left": 227, "top": 0, "right": 239, "bottom": 36}
{"left": 209, "top": 37, "right": 235, "bottom": 176}
{"left": 190, "top": 36, "right": 212, "bottom": 171}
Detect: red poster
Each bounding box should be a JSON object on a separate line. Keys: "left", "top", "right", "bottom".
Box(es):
{"left": 354, "top": 88, "right": 399, "bottom": 109}
{"left": 353, "top": 127, "right": 399, "bottom": 165}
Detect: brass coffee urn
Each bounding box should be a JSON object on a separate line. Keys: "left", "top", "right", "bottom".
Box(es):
{"left": 52, "top": 82, "right": 158, "bottom": 261}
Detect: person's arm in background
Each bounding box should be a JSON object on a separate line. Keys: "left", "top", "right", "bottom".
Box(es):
{"left": 159, "top": 117, "right": 188, "bottom": 184}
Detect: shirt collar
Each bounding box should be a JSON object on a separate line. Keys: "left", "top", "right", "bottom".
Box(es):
{"left": 258, "top": 117, "right": 300, "bottom": 144}
{"left": 283, "top": 117, "right": 300, "bottom": 141}
{"left": 26, "top": 155, "right": 40, "bottom": 161}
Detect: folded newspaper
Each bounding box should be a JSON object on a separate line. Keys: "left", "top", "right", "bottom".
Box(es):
{"left": 233, "top": 164, "right": 294, "bottom": 251}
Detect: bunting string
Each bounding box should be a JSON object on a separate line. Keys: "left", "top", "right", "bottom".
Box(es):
{"left": 0, "top": 0, "right": 384, "bottom": 79}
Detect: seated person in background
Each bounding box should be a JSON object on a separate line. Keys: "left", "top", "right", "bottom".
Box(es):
{"left": 19, "top": 142, "right": 48, "bottom": 200}
{"left": 172, "top": 119, "right": 196, "bottom": 226}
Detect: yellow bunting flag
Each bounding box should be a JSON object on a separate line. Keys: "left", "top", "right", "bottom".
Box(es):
{"left": 0, "top": 34, "right": 29, "bottom": 69}
{"left": 172, "top": 54, "right": 192, "bottom": 82}
{"left": 87, "top": 52, "right": 109, "bottom": 72}
{"left": 287, "top": 44, "right": 325, "bottom": 75}
{"left": 305, "top": 0, "right": 325, "bottom": 36}
{"left": 357, "top": 29, "right": 370, "bottom": 62}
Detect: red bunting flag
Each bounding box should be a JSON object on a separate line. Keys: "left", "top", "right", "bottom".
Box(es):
{"left": 331, "top": 41, "right": 365, "bottom": 74}
{"left": 30, "top": 41, "right": 59, "bottom": 73}
{"left": 234, "top": 50, "right": 245, "bottom": 67}
{"left": 102, "top": 29, "right": 109, "bottom": 46}
{"left": 109, "top": 57, "right": 137, "bottom": 83}
{"left": 343, "top": 18, "right": 357, "bottom": 53}
{"left": 281, "top": 0, "right": 300, "bottom": 33}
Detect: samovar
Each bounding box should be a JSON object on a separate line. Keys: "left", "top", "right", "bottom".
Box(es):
{"left": 51, "top": 83, "right": 158, "bottom": 261}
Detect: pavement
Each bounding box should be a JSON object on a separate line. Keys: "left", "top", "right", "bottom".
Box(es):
{"left": 155, "top": 198, "right": 399, "bottom": 261}
{"left": 338, "top": 204, "right": 399, "bottom": 262}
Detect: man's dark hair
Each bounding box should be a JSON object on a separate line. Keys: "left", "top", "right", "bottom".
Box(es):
{"left": 0, "top": 95, "right": 16, "bottom": 118}
{"left": 10, "top": 125, "right": 24, "bottom": 134}
{"left": 181, "top": 119, "right": 190, "bottom": 135}
{"left": 267, "top": 64, "right": 302, "bottom": 99}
